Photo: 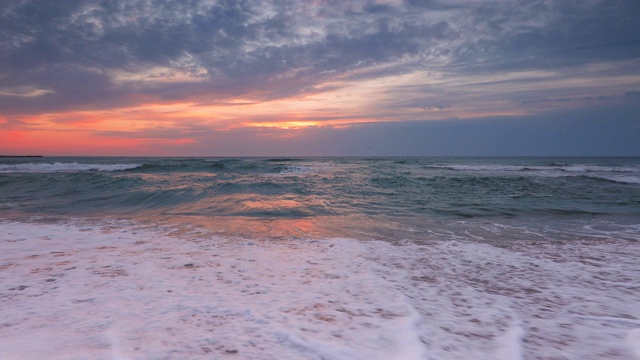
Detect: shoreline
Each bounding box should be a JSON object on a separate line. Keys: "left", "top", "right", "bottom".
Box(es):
{"left": 1, "top": 218, "right": 639, "bottom": 359}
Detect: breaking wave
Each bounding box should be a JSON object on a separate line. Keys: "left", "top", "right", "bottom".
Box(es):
{"left": 0, "top": 162, "right": 142, "bottom": 173}
{"left": 430, "top": 164, "right": 640, "bottom": 174}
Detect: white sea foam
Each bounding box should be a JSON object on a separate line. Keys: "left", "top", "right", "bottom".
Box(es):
{"left": 588, "top": 174, "right": 640, "bottom": 184}
{"left": 361, "top": 234, "right": 640, "bottom": 360}
{"left": 275, "top": 163, "right": 338, "bottom": 176}
{"left": 626, "top": 328, "right": 640, "bottom": 359}
{"left": 1, "top": 220, "right": 639, "bottom": 359}
{"left": 279, "top": 166, "right": 312, "bottom": 175}
{"left": 0, "top": 162, "right": 141, "bottom": 173}
{"left": 432, "top": 164, "right": 640, "bottom": 175}
{"left": 0, "top": 220, "right": 427, "bottom": 360}
{"left": 433, "top": 165, "right": 529, "bottom": 172}
{"left": 495, "top": 319, "right": 526, "bottom": 360}
{"left": 560, "top": 165, "right": 640, "bottom": 173}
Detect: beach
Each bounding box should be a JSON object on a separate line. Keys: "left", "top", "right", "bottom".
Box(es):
{"left": 1, "top": 157, "right": 640, "bottom": 359}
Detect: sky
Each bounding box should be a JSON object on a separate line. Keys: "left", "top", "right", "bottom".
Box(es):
{"left": 1, "top": 0, "right": 639, "bottom": 156}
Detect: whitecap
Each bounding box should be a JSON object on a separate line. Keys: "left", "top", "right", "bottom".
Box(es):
{"left": 0, "top": 162, "right": 142, "bottom": 173}
{"left": 588, "top": 174, "right": 640, "bottom": 184}
{"left": 279, "top": 166, "right": 311, "bottom": 174}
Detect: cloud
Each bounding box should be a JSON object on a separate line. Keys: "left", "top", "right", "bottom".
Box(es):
{"left": 52, "top": 101, "right": 632, "bottom": 157}
{"left": 0, "top": 86, "right": 53, "bottom": 97}
{"left": 0, "top": 0, "right": 639, "bottom": 156}
{"left": 3, "top": 0, "right": 636, "bottom": 114}
{"left": 625, "top": 90, "right": 640, "bottom": 99}
{"left": 225, "top": 103, "right": 640, "bottom": 157}
{"left": 450, "top": 1, "right": 640, "bottom": 72}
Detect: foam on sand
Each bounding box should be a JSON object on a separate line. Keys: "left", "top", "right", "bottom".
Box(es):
{"left": 0, "top": 220, "right": 426, "bottom": 360}
{"left": 626, "top": 328, "right": 640, "bottom": 359}
{"left": 1, "top": 219, "right": 639, "bottom": 359}
{"left": 363, "top": 237, "right": 640, "bottom": 360}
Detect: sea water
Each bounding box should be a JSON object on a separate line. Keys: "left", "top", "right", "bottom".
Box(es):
{"left": 1, "top": 157, "right": 639, "bottom": 359}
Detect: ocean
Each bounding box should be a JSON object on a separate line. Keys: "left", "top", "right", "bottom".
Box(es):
{"left": 1, "top": 156, "right": 639, "bottom": 359}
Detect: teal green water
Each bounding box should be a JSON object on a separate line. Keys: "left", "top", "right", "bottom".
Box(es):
{"left": 1, "top": 156, "right": 639, "bottom": 240}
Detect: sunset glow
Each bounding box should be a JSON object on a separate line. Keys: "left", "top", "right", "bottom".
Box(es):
{"left": 1, "top": 1, "right": 639, "bottom": 156}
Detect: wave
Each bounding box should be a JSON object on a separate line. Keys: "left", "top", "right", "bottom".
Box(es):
{"left": 431, "top": 165, "right": 529, "bottom": 172}
{"left": 0, "top": 162, "right": 142, "bottom": 173}
{"left": 430, "top": 164, "right": 640, "bottom": 174}
{"left": 1, "top": 158, "right": 638, "bottom": 220}
{"left": 261, "top": 158, "right": 303, "bottom": 163}
{"left": 584, "top": 175, "right": 640, "bottom": 185}
{"left": 135, "top": 161, "right": 227, "bottom": 173}
{"left": 558, "top": 165, "right": 640, "bottom": 173}
{"left": 277, "top": 166, "right": 312, "bottom": 175}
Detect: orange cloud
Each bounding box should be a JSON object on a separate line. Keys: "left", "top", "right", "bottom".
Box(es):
{"left": 3, "top": 62, "right": 635, "bottom": 156}
{"left": 0, "top": 129, "right": 143, "bottom": 156}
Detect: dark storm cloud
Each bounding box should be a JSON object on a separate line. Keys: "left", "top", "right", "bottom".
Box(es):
{"left": 1, "top": 0, "right": 639, "bottom": 115}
